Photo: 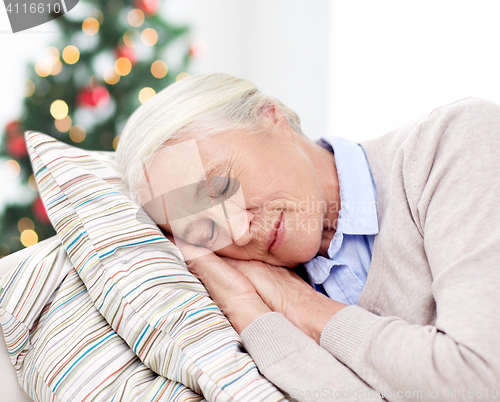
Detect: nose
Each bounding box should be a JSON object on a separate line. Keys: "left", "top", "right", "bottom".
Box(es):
{"left": 231, "top": 209, "right": 254, "bottom": 246}
{"left": 211, "top": 206, "right": 253, "bottom": 246}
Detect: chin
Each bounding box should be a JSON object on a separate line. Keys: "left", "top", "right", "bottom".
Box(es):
{"left": 278, "top": 239, "right": 321, "bottom": 268}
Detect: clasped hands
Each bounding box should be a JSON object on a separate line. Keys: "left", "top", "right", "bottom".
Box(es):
{"left": 169, "top": 236, "right": 346, "bottom": 343}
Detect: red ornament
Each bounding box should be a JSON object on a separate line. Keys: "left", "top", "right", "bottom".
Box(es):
{"left": 32, "top": 197, "right": 51, "bottom": 225}
{"left": 76, "top": 86, "right": 110, "bottom": 108}
{"left": 6, "top": 135, "right": 27, "bottom": 158}
{"left": 133, "top": 0, "right": 160, "bottom": 15}
{"left": 115, "top": 44, "right": 137, "bottom": 65}
{"left": 5, "top": 120, "right": 22, "bottom": 138}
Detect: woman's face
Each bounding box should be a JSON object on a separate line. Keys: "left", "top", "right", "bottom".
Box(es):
{"left": 149, "top": 118, "right": 329, "bottom": 268}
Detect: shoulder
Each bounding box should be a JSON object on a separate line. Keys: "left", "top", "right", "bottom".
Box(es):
{"left": 363, "top": 97, "right": 500, "bottom": 161}
{"left": 373, "top": 97, "right": 500, "bottom": 186}
{"left": 408, "top": 97, "right": 500, "bottom": 156}
{"left": 360, "top": 97, "right": 500, "bottom": 226}
{"left": 428, "top": 96, "right": 500, "bottom": 120}
{"left": 408, "top": 97, "right": 500, "bottom": 173}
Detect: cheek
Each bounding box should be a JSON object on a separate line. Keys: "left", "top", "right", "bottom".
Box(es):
{"left": 281, "top": 214, "right": 323, "bottom": 263}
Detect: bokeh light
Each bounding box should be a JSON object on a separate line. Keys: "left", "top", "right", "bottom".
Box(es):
{"left": 35, "top": 59, "right": 51, "bottom": 77}
{"left": 92, "top": 9, "right": 104, "bottom": 24}
{"left": 62, "top": 45, "right": 80, "bottom": 64}
{"left": 55, "top": 115, "right": 72, "bottom": 132}
{"left": 51, "top": 59, "right": 63, "bottom": 75}
{"left": 141, "top": 28, "right": 158, "bottom": 46}
{"left": 18, "top": 217, "right": 35, "bottom": 232}
{"left": 25, "top": 79, "right": 35, "bottom": 97}
{"left": 4, "top": 160, "right": 20, "bottom": 178}
{"left": 28, "top": 174, "right": 38, "bottom": 191}
{"left": 46, "top": 46, "right": 60, "bottom": 64}
{"left": 127, "top": 9, "right": 144, "bottom": 27}
{"left": 103, "top": 66, "right": 120, "bottom": 85}
{"left": 138, "top": 87, "right": 156, "bottom": 104}
{"left": 112, "top": 135, "right": 121, "bottom": 150}
{"left": 151, "top": 60, "right": 168, "bottom": 78}
{"left": 89, "top": 75, "right": 99, "bottom": 89}
{"left": 35, "top": 47, "right": 63, "bottom": 77}
{"left": 176, "top": 72, "right": 191, "bottom": 82}
{"left": 50, "top": 100, "right": 69, "bottom": 119}
{"left": 82, "top": 17, "right": 99, "bottom": 36}
{"left": 115, "top": 57, "right": 132, "bottom": 76}
{"left": 69, "top": 125, "right": 86, "bottom": 143}
{"left": 123, "top": 29, "right": 138, "bottom": 47}
{"left": 20, "top": 230, "right": 38, "bottom": 247}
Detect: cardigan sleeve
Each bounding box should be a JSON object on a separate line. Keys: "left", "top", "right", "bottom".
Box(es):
{"left": 240, "top": 312, "right": 383, "bottom": 402}
{"left": 319, "top": 98, "right": 500, "bottom": 399}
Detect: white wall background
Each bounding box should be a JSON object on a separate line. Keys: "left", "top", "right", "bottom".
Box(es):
{"left": 330, "top": 0, "right": 500, "bottom": 142}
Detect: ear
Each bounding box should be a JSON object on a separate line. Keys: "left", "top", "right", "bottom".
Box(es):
{"left": 262, "top": 102, "right": 295, "bottom": 140}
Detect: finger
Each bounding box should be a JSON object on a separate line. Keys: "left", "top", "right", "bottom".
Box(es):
{"left": 189, "top": 252, "right": 258, "bottom": 296}
{"left": 222, "top": 261, "right": 310, "bottom": 313}
{"left": 220, "top": 258, "right": 270, "bottom": 281}
{"left": 220, "top": 257, "right": 247, "bottom": 268}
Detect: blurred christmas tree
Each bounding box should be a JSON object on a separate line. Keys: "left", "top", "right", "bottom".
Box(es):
{"left": 0, "top": 0, "right": 195, "bottom": 257}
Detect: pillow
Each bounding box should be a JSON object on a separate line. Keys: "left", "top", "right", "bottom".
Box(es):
{"left": 12, "top": 131, "right": 286, "bottom": 401}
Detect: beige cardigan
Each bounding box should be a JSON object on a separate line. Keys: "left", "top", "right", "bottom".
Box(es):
{"left": 241, "top": 97, "right": 500, "bottom": 401}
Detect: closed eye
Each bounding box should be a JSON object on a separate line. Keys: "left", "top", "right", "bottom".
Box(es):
{"left": 220, "top": 178, "right": 230, "bottom": 196}
{"left": 184, "top": 218, "right": 217, "bottom": 248}
{"left": 209, "top": 177, "right": 231, "bottom": 199}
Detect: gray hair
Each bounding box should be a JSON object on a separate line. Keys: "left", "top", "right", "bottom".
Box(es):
{"left": 116, "top": 73, "right": 303, "bottom": 204}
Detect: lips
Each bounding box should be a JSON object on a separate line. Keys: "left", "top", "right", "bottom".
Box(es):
{"left": 267, "top": 211, "right": 285, "bottom": 252}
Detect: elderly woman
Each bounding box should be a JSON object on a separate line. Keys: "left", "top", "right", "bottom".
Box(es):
{"left": 116, "top": 73, "right": 500, "bottom": 401}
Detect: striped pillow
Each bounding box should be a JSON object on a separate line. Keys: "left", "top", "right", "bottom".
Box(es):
{"left": 11, "top": 131, "right": 286, "bottom": 401}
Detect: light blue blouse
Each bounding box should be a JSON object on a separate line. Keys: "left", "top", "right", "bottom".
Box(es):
{"left": 304, "top": 137, "right": 379, "bottom": 305}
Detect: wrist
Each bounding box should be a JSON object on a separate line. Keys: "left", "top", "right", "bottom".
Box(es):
{"left": 226, "top": 298, "right": 272, "bottom": 334}
{"left": 292, "top": 288, "right": 346, "bottom": 343}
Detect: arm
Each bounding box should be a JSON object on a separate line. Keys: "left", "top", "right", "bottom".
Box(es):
{"left": 241, "top": 312, "right": 383, "bottom": 402}
{"left": 314, "top": 98, "right": 500, "bottom": 397}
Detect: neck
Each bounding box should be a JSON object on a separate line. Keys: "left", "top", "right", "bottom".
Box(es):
{"left": 298, "top": 136, "right": 340, "bottom": 257}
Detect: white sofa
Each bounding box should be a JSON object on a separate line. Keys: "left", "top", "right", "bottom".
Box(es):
{"left": 0, "top": 238, "right": 54, "bottom": 402}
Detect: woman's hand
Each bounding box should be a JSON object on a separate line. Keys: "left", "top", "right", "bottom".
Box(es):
{"left": 222, "top": 258, "right": 347, "bottom": 342}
